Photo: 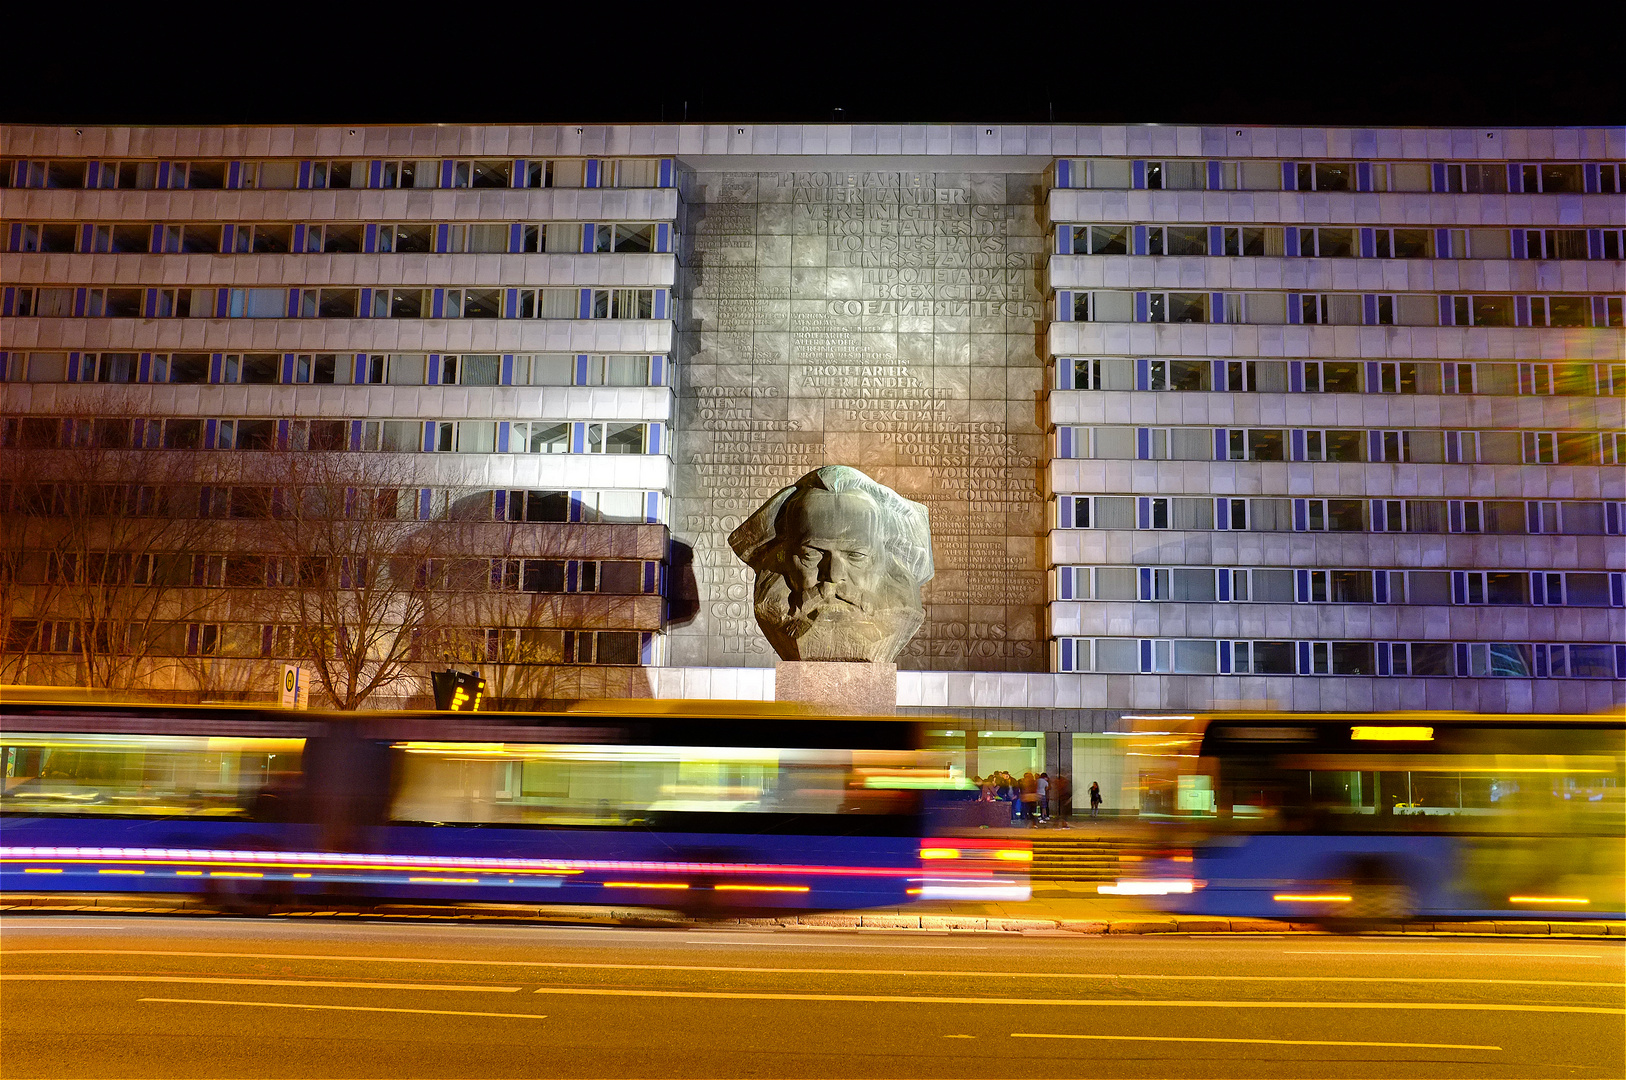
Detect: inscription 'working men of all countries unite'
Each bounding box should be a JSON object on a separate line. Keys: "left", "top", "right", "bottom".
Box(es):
{"left": 671, "top": 170, "right": 1048, "bottom": 671}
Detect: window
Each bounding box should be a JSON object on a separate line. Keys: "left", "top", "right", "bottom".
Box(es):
{"left": 217, "top": 354, "right": 278, "bottom": 383}
{"left": 1303, "top": 499, "right": 1366, "bottom": 531}
{"left": 1294, "top": 162, "right": 1353, "bottom": 191}
{"left": 1145, "top": 360, "right": 1210, "bottom": 392}
{"left": 449, "top": 160, "right": 512, "bottom": 188}
{"left": 1145, "top": 226, "right": 1209, "bottom": 256}
{"left": 298, "top": 289, "right": 359, "bottom": 318}
{"left": 376, "top": 160, "right": 438, "bottom": 189}
{"left": 1294, "top": 228, "right": 1355, "bottom": 257}
{"left": 307, "top": 161, "right": 366, "bottom": 189}
{"left": 1143, "top": 161, "right": 1205, "bottom": 190}
{"left": 1236, "top": 641, "right": 1296, "bottom": 675}
{"left": 1072, "top": 225, "right": 1129, "bottom": 255}
{"left": 1300, "top": 430, "right": 1364, "bottom": 462}
{"left": 375, "top": 224, "right": 433, "bottom": 253}
{"left": 228, "top": 288, "right": 288, "bottom": 318}
{"left": 513, "top": 422, "right": 570, "bottom": 454}
{"left": 1226, "top": 429, "right": 1285, "bottom": 461}
{"left": 1371, "top": 228, "right": 1432, "bottom": 259}
{"left": 291, "top": 354, "right": 342, "bottom": 384}
{"left": 445, "top": 224, "right": 509, "bottom": 254}
{"left": 589, "top": 289, "right": 655, "bottom": 319}
{"left": 443, "top": 289, "right": 501, "bottom": 318}
{"left": 516, "top": 288, "right": 581, "bottom": 319}
{"left": 1297, "top": 294, "right": 1363, "bottom": 325}
{"left": 1515, "top": 163, "right": 1584, "bottom": 193}
{"left": 1437, "top": 163, "right": 1508, "bottom": 193}
{"left": 1216, "top": 226, "right": 1285, "bottom": 256}
{"left": 372, "top": 289, "right": 428, "bottom": 318}
{"left": 1072, "top": 291, "right": 1134, "bottom": 322}
{"left": 1145, "top": 292, "right": 1208, "bottom": 323}
{"left": 1062, "top": 357, "right": 1135, "bottom": 390}
{"left": 1300, "top": 361, "right": 1362, "bottom": 393}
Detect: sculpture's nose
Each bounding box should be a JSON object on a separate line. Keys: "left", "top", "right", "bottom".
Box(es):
{"left": 822, "top": 549, "right": 848, "bottom": 583}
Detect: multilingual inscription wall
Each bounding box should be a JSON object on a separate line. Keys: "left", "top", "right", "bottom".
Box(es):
{"left": 671, "top": 169, "right": 1048, "bottom": 671}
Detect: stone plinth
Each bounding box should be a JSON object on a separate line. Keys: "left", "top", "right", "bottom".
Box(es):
{"left": 775, "top": 661, "right": 898, "bottom": 715}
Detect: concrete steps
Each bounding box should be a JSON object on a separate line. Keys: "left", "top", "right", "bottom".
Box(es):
{"left": 1028, "top": 834, "right": 1131, "bottom": 882}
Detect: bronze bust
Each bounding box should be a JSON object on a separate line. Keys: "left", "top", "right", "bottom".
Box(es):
{"left": 728, "top": 466, "right": 933, "bottom": 663}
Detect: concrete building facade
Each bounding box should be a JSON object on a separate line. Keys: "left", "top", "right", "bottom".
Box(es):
{"left": 3, "top": 123, "right": 1622, "bottom": 799}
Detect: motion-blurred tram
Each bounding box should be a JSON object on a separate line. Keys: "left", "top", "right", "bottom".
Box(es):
{"left": 0, "top": 697, "right": 1029, "bottom": 913}
{"left": 1127, "top": 712, "right": 1626, "bottom": 922}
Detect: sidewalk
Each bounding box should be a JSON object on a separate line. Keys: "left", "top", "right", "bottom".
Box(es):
{"left": 5, "top": 889, "right": 1622, "bottom": 937}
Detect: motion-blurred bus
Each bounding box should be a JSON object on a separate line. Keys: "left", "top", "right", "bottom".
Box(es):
{"left": 1114, "top": 712, "right": 1625, "bottom": 922}
{"left": 0, "top": 696, "right": 1029, "bottom": 913}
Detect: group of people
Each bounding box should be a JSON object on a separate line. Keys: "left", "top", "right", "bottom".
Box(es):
{"left": 971, "top": 771, "right": 1104, "bottom": 824}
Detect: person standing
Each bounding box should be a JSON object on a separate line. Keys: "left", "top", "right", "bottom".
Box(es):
{"left": 1088, "top": 780, "right": 1102, "bottom": 819}
{"left": 1036, "top": 772, "right": 1050, "bottom": 823}
{"left": 1020, "top": 772, "right": 1039, "bottom": 827}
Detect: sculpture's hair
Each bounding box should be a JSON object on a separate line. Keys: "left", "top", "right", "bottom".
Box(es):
{"left": 728, "top": 465, "right": 934, "bottom": 584}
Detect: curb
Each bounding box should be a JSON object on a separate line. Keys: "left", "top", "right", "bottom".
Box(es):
{"left": 5, "top": 893, "right": 1624, "bottom": 937}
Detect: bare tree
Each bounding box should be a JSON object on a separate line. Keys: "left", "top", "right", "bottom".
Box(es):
{"left": 257, "top": 448, "right": 453, "bottom": 710}
{"left": 0, "top": 402, "right": 216, "bottom": 689}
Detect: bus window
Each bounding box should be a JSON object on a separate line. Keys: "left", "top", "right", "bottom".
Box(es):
{"left": 386, "top": 742, "right": 941, "bottom": 827}
{"left": 0, "top": 733, "right": 303, "bottom": 818}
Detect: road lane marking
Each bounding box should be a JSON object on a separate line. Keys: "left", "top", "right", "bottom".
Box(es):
{"left": 9, "top": 951, "right": 1620, "bottom": 990}
{"left": 525, "top": 987, "right": 1625, "bottom": 1014}
{"left": 140, "top": 998, "right": 546, "bottom": 1020}
{"left": 1011, "top": 1033, "right": 1501, "bottom": 1051}
{"left": 0, "top": 975, "right": 521, "bottom": 992}
{"left": 681, "top": 940, "right": 985, "bottom": 949}
{"left": 1285, "top": 950, "right": 1612, "bottom": 959}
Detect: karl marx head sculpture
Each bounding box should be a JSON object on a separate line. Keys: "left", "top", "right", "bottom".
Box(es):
{"left": 728, "top": 466, "right": 934, "bottom": 663}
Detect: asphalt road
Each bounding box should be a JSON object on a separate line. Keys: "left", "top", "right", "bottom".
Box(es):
{"left": 1, "top": 916, "right": 1621, "bottom": 1079}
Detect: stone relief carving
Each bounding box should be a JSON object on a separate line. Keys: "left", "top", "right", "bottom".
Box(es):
{"left": 728, "top": 466, "right": 933, "bottom": 663}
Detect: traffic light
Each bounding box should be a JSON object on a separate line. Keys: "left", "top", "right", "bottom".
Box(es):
{"left": 431, "top": 670, "right": 485, "bottom": 711}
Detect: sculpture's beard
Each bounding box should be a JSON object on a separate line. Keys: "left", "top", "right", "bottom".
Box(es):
{"left": 755, "top": 570, "right": 923, "bottom": 663}
{"left": 788, "top": 580, "right": 873, "bottom": 619}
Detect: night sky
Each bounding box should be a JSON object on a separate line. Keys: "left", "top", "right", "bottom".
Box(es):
{"left": 4, "top": 11, "right": 1621, "bottom": 128}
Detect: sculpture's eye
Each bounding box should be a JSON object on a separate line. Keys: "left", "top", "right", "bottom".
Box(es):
{"left": 844, "top": 549, "right": 869, "bottom": 563}
{"left": 796, "top": 547, "right": 821, "bottom": 564}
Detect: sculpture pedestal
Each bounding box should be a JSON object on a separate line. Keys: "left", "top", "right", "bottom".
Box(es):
{"left": 775, "top": 661, "right": 898, "bottom": 715}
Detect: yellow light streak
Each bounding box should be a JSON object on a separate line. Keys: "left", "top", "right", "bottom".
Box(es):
{"left": 98, "top": 869, "right": 144, "bottom": 876}
{"left": 23, "top": 868, "right": 62, "bottom": 874}
{"left": 602, "top": 881, "right": 689, "bottom": 890}
{"left": 1509, "top": 896, "right": 1589, "bottom": 905}
{"left": 210, "top": 872, "right": 263, "bottom": 879}
{"left": 919, "top": 848, "right": 960, "bottom": 860}
{"left": 408, "top": 877, "right": 479, "bottom": 885}
{"left": 995, "top": 849, "right": 1033, "bottom": 862}
{"left": 713, "top": 885, "right": 810, "bottom": 893}
{"left": 176, "top": 871, "right": 203, "bottom": 877}
{"left": 1273, "top": 894, "right": 1352, "bottom": 903}
{"left": 1351, "top": 726, "right": 1433, "bottom": 741}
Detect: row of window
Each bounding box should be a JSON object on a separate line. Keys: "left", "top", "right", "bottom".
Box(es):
{"left": 2, "top": 157, "right": 674, "bottom": 191}
{"left": 2, "top": 415, "right": 662, "bottom": 456}
{"left": 1053, "top": 566, "right": 1624, "bottom": 607}
{"left": 4, "top": 351, "right": 665, "bottom": 388}
{"left": 8, "top": 620, "right": 658, "bottom": 667}
{"left": 1059, "top": 224, "right": 1625, "bottom": 261}
{"left": 1054, "top": 637, "right": 1624, "bottom": 679}
{"left": 1056, "top": 159, "right": 1624, "bottom": 195}
{"left": 1057, "top": 358, "right": 1626, "bottom": 397}
{"left": 1059, "top": 290, "right": 1626, "bottom": 327}
{"left": 1057, "top": 426, "right": 1624, "bottom": 466}
{"left": 16, "top": 549, "right": 658, "bottom": 596}
{"left": 6, "top": 220, "right": 673, "bottom": 256}
{"left": 0, "top": 484, "right": 665, "bottom": 526}
{"left": 1054, "top": 495, "right": 1624, "bottom": 536}
{"left": 4, "top": 285, "right": 671, "bottom": 321}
